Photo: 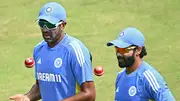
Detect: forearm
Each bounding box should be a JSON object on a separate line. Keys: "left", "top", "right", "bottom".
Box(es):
{"left": 25, "top": 83, "right": 41, "bottom": 101}
{"left": 61, "top": 91, "right": 95, "bottom": 101}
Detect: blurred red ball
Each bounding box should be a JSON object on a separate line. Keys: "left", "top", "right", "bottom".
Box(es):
{"left": 24, "top": 57, "right": 34, "bottom": 68}
{"left": 94, "top": 66, "right": 104, "bottom": 76}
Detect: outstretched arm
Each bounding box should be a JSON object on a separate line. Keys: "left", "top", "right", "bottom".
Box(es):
{"left": 9, "top": 80, "right": 41, "bottom": 101}
{"left": 25, "top": 80, "right": 41, "bottom": 101}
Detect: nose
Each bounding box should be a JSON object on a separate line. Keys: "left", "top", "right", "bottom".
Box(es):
{"left": 41, "top": 28, "right": 49, "bottom": 32}
{"left": 41, "top": 28, "right": 51, "bottom": 34}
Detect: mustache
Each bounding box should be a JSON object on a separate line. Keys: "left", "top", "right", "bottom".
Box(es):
{"left": 116, "top": 53, "right": 125, "bottom": 61}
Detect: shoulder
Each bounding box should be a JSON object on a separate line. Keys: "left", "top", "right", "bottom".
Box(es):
{"left": 65, "top": 35, "right": 90, "bottom": 55}
{"left": 141, "top": 62, "right": 164, "bottom": 81}
{"left": 33, "top": 40, "right": 46, "bottom": 53}
{"left": 136, "top": 62, "right": 161, "bottom": 77}
{"left": 140, "top": 62, "right": 166, "bottom": 91}
{"left": 116, "top": 69, "right": 125, "bottom": 81}
{"left": 33, "top": 40, "right": 46, "bottom": 60}
{"left": 64, "top": 35, "right": 91, "bottom": 66}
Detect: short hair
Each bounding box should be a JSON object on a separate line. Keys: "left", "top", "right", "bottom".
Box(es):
{"left": 139, "top": 46, "right": 147, "bottom": 58}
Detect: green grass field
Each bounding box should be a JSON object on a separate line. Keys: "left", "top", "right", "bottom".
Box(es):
{"left": 0, "top": 0, "right": 180, "bottom": 101}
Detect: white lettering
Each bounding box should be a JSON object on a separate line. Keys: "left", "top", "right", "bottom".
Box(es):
{"left": 36, "top": 72, "right": 61, "bottom": 82}
{"left": 45, "top": 73, "right": 49, "bottom": 81}
{"left": 49, "top": 73, "right": 55, "bottom": 82}
{"left": 42, "top": 73, "right": 45, "bottom": 81}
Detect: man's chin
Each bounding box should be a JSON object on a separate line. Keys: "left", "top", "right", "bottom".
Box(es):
{"left": 44, "top": 39, "right": 53, "bottom": 43}
{"left": 118, "top": 63, "right": 126, "bottom": 68}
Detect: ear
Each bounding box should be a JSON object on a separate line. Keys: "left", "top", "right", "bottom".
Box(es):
{"left": 59, "top": 21, "right": 66, "bottom": 30}
{"left": 136, "top": 47, "right": 142, "bottom": 56}
{"left": 59, "top": 23, "right": 65, "bottom": 30}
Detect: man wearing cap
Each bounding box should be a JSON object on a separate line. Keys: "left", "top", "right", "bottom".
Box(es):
{"left": 9, "top": 2, "right": 95, "bottom": 101}
{"left": 107, "top": 27, "right": 175, "bottom": 101}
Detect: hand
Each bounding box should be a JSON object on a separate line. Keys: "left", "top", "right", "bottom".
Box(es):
{"left": 9, "top": 94, "right": 30, "bottom": 101}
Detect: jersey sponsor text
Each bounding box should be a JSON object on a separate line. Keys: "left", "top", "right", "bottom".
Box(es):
{"left": 37, "top": 72, "right": 61, "bottom": 82}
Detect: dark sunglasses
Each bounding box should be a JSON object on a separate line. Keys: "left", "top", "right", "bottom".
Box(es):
{"left": 38, "top": 20, "right": 62, "bottom": 30}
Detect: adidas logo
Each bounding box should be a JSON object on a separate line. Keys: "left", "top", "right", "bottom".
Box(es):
{"left": 116, "top": 86, "right": 119, "bottom": 92}
{"left": 37, "top": 58, "right": 41, "bottom": 64}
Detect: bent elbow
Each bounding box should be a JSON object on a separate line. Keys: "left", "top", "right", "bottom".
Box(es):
{"left": 86, "top": 89, "right": 96, "bottom": 101}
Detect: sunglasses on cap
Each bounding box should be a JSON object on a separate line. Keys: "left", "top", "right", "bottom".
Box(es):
{"left": 115, "top": 46, "right": 137, "bottom": 54}
{"left": 38, "top": 20, "right": 62, "bottom": 30}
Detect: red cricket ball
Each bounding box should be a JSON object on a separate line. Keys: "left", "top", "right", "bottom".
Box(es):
{"left": 24, "top": 57, "right": 35, "bottom": 68}
{"left": 94, "top": 66, "right": 104, "bottom": 76}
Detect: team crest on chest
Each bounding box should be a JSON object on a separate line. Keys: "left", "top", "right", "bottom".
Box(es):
{"left": 128, "top": 86, "right": 137, "bottom": 97}
{"left": 54, "top": 58, "right": 62, "bottom": 68}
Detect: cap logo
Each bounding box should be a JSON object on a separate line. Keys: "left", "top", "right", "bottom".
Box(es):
{"left": 117, "top": 32, "right": 124, "bottom": 39}
{"left": 119, "top": 32, "right": 124, "bottom": 37}
{"left": 45, "top": 7, "right": 53, "bottom": 13}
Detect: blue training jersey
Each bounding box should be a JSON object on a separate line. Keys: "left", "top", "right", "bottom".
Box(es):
{"left": 115, "top": 61, "right": 176, "bottom": 101}
{"left": 33, "top": 34, "right": 93, "bottom": 101}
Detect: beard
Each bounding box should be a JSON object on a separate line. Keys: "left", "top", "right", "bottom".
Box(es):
{"left": 116, "top": 52, "right": 135, "bottom": 68}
